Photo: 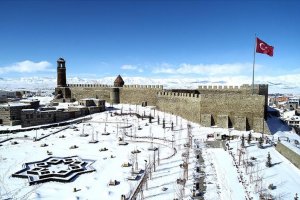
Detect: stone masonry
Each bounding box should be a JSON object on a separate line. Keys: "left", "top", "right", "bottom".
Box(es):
{"left": 54, "top": 58, "right": 269, "bottom": 133}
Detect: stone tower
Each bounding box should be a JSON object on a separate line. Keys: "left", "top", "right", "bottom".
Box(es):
{"left": 114, "top": 75, "right": 125, "bottom": 87}
{"left": 57, "top": 58, "right": 67, "bottom": 87}
{"left": 54, "top": 58, "right": 72, "bottom": 101}
{"left": 110, "top": 75, "right": 124, "bottom": 104}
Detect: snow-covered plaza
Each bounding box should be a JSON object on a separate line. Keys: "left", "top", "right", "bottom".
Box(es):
{"left": 1, "top": 104, "right": 300, "bottom": 200}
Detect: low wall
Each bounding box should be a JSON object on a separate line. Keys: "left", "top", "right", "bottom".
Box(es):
{"left": 276, "top": 142, "right": 300, "bottom": 169}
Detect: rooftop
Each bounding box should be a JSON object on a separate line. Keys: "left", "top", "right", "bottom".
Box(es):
{"left": 0, "top": 102, "right": 29, "bottom": 107}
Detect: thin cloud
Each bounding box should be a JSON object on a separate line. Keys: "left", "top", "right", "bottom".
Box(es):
{"left": 0, "top": 60, "right": 54, "bottom": 74}
{"left": 153, "top": 63, "right": 253, "bottom": 75}
{"left": 121, "top": 64, "right": 143, "bottom": 73}
{"left": 121, "top": 64, "right": 137, "bottom": 70}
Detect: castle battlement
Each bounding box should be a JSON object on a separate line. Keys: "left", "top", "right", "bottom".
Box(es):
{"left": 199, "top": 93, "right": 263, "bottom": 100}
{"left": 198, "top": 84, "right": 268, "bottom": 90}
{"left": 67, "top": 84, "right": 113, "bottom": 88}
{"left": 199, "top": 85, "right": 240, "bottom": 90}
{"left": 157, "top": 91, "right": 200, "bottom": 98}
{"left": 123, "top": 85, "right": 163, "bottom": 89}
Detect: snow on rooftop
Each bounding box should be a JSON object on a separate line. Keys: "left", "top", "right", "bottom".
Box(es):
{"left": 22, "top": 108, "right": 35, "bottom": 111}
{"left": 80, "top": 98, "right": 104, "bottom": 101}
{"left": 55, "top": 101, "right": 79, "bottom": 109}
{"left": 20, "top": 99, "right": 40, "bottom": 102}
{"left": 0, "top": 102, "right": 28, "bottom": 107}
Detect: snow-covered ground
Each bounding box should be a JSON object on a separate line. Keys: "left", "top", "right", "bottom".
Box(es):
{"left": 1, "top": 103, "right": 300, "bottom": 199}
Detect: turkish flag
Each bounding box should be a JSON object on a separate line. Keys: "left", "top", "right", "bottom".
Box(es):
{"left": 256, "top": 37, "right": 274, "bottom": 56}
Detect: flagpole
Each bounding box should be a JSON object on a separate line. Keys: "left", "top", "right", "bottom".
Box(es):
{"left": 252, "top": 34, "right": 257, "bottom": 95}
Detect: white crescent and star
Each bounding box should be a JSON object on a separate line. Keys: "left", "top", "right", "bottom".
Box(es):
{"left": 259, "top": 42, "right": 268, "bottom": 50}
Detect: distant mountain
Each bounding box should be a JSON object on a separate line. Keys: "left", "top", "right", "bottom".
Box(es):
{"left": 0, "top": 76, "right": 230, "bottom": 91}
{"left": 0, "top": 76, "right": 298, "bottom": 95}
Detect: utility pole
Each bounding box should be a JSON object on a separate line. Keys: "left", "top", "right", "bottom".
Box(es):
{"left": 153, "top": 150, "right": 156, "bottom": 172}
{"left": 158, "top": 147, "right": 160, "bottom": 165}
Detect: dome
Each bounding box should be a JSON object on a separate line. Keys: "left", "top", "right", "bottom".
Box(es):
{"left": 57, "top": 57, "right": 65, "bottom": 62}
{"left": 114, "top": 75, "right": 125, "bottom": 87}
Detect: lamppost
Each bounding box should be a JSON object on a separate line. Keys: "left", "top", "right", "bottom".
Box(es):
{"left": 172, "top": 133, "right": 175, "bottom": 148}
{"left": 228, "top": 127, "right": 234, "bottom": 143}
{"left": 144, "top": 160, "right": 147, "bottom": 171}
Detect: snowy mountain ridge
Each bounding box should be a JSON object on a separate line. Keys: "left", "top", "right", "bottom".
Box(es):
{"left": 0, "top": 76, "right": 227, "bottom": 91}
{"left": 0, "top": 76, "right": 297, "bottom": 94}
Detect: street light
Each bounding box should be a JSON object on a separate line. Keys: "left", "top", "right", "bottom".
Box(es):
{"left": 144, "top": 160, "right": 147, "bottom": 171}
{"left": 228, "top": 127, "right": 234, "bottom": 143}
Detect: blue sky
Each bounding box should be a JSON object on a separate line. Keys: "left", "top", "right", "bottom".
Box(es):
{"left": 0, "top": 0, "right": 299, "bottom": 90}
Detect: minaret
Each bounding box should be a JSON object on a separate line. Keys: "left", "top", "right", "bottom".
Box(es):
{"left": 110, "top": 75, "right": 124, "bottom": 105}
{"left": 54, "top": 57, "right": 72, "bottom": 101}
{"left": 57, "top": 58, "right": 67, "bottom": 87}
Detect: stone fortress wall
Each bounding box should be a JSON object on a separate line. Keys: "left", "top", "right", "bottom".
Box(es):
{"left": 54, "top": 58, "right": 269, "bottom": 134}
{"left": 156, "top": 92, "right": 201, "bottom": 124}
{"left": 120, "top": 85, "right": 163, "bottom": 106}
{"left": 68, "top": 84, "right": 113, "bottom": 103}
{"left": 64, "top": 83, "right": 269, "bottom": 133}
{"left": 199, "top": 93, "right": 265, "bottom": 131}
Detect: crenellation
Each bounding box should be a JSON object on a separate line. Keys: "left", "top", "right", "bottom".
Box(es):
{"left": 198, "top": 84, "right": 267, "bottom": 91}
{"left": 68, "top": 83, "right": 113, "bottom": 88}
{"left": 123, "top": 84, "right": 163, "bottom": 89}
{"left": 157, "top": 91, "right": 200, "bottom": 99}
{"left": 241, "top": 84, "right": 251, "bottom": 88}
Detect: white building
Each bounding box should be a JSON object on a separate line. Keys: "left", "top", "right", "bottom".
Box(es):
{"left": 287, "top": 97, "right": 300, "bottom": 110}
{"left": 281, "top": 110, "right": 300, "bottom": 128}
{"left": 0, "top": 90, "right": 17, "bottom": 98}
{"left": 285, "top": 116, "right": 300, "bottom": 128}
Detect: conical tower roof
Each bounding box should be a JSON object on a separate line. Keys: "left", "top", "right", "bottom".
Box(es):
{"left": 114, "top": 75, "right": 125, "bottom": 87}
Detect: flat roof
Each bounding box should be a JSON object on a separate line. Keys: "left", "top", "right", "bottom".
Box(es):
{"left": 20, "top": 99, "right": 40, "bottom": 103}
{"left": 80, "top": 98, "right": 105, "bottom": 101}
{"left": 0, "top": 102, "right": 29, "bottom": 107}
{"left": 22, "top": 109, "right": 35, "bottom": 111}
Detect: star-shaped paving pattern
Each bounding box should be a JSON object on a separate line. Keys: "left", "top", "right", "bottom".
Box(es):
{"left": 12, "top": 156, "right": 95, "bottom": 185}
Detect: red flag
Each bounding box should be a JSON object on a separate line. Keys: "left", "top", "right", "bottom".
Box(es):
{"left": 256, "top": 37, "right": 274, "bottom": 56}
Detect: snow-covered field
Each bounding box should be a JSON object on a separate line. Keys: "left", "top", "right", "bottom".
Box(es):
{"left": 1, "top": 103, "right": 300, "bottom": 199}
